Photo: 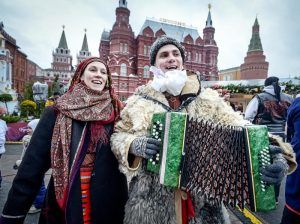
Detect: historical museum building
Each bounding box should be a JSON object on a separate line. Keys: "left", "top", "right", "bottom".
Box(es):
{"left": 99, "top": 0, "right": 219, "bottom": 101}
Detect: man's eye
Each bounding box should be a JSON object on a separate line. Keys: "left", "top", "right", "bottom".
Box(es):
{"left": 160, "top": 53, "right": 168, "bottom": 58}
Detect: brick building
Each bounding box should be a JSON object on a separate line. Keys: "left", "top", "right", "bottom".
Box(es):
{"left": 0, "top": 22, "right": 27, "bottom": 94}
{"left": 44, "top": 27, "right": 91, "bottom": 87}
{"left": 240, "top": 18, "right": 269, "bottom": 79}
{"left": 0, "top": 32, "right": 13, "bottom": 94}
{"left": 0, "top": 22, "right": 43, "bottom": 95}
{"left": 44, "top": 26, "right": 74, "bottom": 86}
{"left": 99, "top": 0, "right": 219, "bottom": 101}
{"left": 219, "top": 67, "right": 241, "bottom": 81}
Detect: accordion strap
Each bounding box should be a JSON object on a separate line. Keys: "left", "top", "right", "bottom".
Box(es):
{"left": 141, "top": 95, "right": 196, "bottom": 112}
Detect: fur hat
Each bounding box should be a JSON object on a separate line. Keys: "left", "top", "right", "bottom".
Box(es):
{"left": 265, "top": 76, "right": 279, "bottom": 86}
{"left": 149, "top": 36, "right": 185, "bottom": 66}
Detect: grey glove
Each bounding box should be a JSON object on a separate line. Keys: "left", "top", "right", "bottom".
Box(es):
{"left": 129, "top": 136, "right": 161, "bottom": 159}
{"left": 260, "top": 145, "right": 288, "bottom": 185}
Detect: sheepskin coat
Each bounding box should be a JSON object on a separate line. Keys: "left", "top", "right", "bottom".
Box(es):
{"left": 111, "top": 75, "right": 249, "bottom": 224}
{"left": 111, "top": 74, "right": 297, "bottom": 224}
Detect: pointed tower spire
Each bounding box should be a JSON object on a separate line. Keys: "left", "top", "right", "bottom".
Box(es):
{"left": 248, "top": 17, "right": 263, "bottom": 52}
{"left": 58, "top": 25, "right": 68, "bottom": 49}
{"left": 77, "top": 29, "right": 91, "bottom": 65}
{"left": 240, "top": 17, "right": 268, "bottom": 79}
{"left": 81, "top": 29, "right": 89, "bottom": 51}
{"left": 203, "top": 3, "right": 216, "bottom": 45}
{"left": 52, "top": 25, "right": 72, "bottom": 71}
{"left": 205, "top": 4, "right": 213, "bottom": 27}
{"left": 119, "top": 0, "right": 127, "bottom": 8}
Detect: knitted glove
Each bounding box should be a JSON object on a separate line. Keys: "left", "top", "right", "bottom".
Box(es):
{"left": 129, "top": 136, "right": 161, "bottom": 159}
{"left": 260, "top": 145, "right": 288, "bottom": 185}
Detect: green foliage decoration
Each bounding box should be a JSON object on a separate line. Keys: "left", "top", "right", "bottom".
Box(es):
{"left": 211, "top": 82, "right": 300, "bottom": 96}
{"left": 0, "top": 93, "right": 13, "bottom": 114}
{"left": 0, "top": 115, "right": 21, "bottom": 123}
{"left": 20, "top": 100, "right": 37, "bottom": 117}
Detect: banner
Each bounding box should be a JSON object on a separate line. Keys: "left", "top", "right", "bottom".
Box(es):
{"left": 6, "top": 122, "right": 28, "bottom": 141}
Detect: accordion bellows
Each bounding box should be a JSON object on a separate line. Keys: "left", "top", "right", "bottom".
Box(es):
{"left": 147, "top": 112, "right": 276, "bottom": 212}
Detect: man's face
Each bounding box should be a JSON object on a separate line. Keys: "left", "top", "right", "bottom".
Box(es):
{"left": 155, "top": 44, "right": 183, "bottom": 73}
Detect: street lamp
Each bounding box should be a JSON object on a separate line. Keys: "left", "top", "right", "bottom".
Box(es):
{"left": 32, "top": 81, "right": 48, "bottom": 116}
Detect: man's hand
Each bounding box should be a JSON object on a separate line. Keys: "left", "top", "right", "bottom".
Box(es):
{"left": 129, "top": 136, "right": 161, "bottom": 159}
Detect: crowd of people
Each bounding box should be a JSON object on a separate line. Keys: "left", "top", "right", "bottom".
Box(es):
{"left": 0, "top": 36, "right": 298, "bottom": 224}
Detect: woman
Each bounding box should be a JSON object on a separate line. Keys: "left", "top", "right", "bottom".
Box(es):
{"left": 0, "top": 57, "right": 128, "bottom": 224}
{"left": 0, "top": 106, "right": 8, "bottom": 190}
{"left": 110, "top": 36, "right": 296, "bottom": 224}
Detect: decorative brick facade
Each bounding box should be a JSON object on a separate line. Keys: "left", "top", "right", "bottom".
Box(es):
{"left": 99, "top": 1, "right": 219, "bottom": 101}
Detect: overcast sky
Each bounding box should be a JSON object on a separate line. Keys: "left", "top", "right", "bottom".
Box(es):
{"left": 1, "top": 0, "right": 299, "bottom": 78}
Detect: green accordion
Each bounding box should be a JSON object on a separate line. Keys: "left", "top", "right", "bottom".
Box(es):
{"left": 147, "top": 112, "right": 276, "bottom": 212}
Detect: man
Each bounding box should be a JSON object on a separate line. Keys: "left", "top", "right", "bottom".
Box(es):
{"left": 281, "top": 92, "right": 300, "bottom": 223}
{"left": 245, "top": 76, "right": 293, "bottom": 141}
{"left": 111, "top": 36, "right": 296, "bottom": 224}
{"left": 245, "top": 76, "right": 293, "bottom": 204}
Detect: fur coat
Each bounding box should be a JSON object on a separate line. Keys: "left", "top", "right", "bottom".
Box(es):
{"left": 111, "top": 74, "right": 296, "bottom": 224}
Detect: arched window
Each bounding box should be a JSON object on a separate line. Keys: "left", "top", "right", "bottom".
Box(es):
{"left": 120, "top": 63, "right": 127, "bottom": 76}
{"left": 187, "top": 52, "right": 191, "bottom": 61}
{"left": 143, "top": 65, "right": 150, "bottom": 78}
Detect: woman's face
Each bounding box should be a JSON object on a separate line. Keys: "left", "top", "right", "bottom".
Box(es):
{"left": 155, "top": 44, "right": 183, "bottom": 73}
{"left": 81, "top": 61, "right": 108, "bottom": 92}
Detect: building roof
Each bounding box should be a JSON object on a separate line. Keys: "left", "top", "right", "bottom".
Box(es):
{"left": 0, "top": 22, "right": 17, "bottom": 46}
{"left": 101, "top": 30, "right": 110, "bottom": 41}
{"left": 58, "top": 29, "right": 69, "bottom": 49}
{"left": 205, "top": 9, "right": 213, "bottom": 27}
{"left": 81, "top": 32, "right": 89, "bottom": 51}
{"left": 248, "top": 18, "right": 263, "bottom": 52}
{"left": 139, "top": 18, "right": 200, "bottom": 42}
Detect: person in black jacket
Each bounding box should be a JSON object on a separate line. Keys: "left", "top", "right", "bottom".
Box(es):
{"left": 0, "top": 57, "right": 128, "bottom": 224}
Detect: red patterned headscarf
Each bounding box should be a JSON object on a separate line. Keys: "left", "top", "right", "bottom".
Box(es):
{"left": 51, "top": 57, "right": 123, "bottom": 209}
{"left": 68, "top": 57, "right": 123, "bottom": 119}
